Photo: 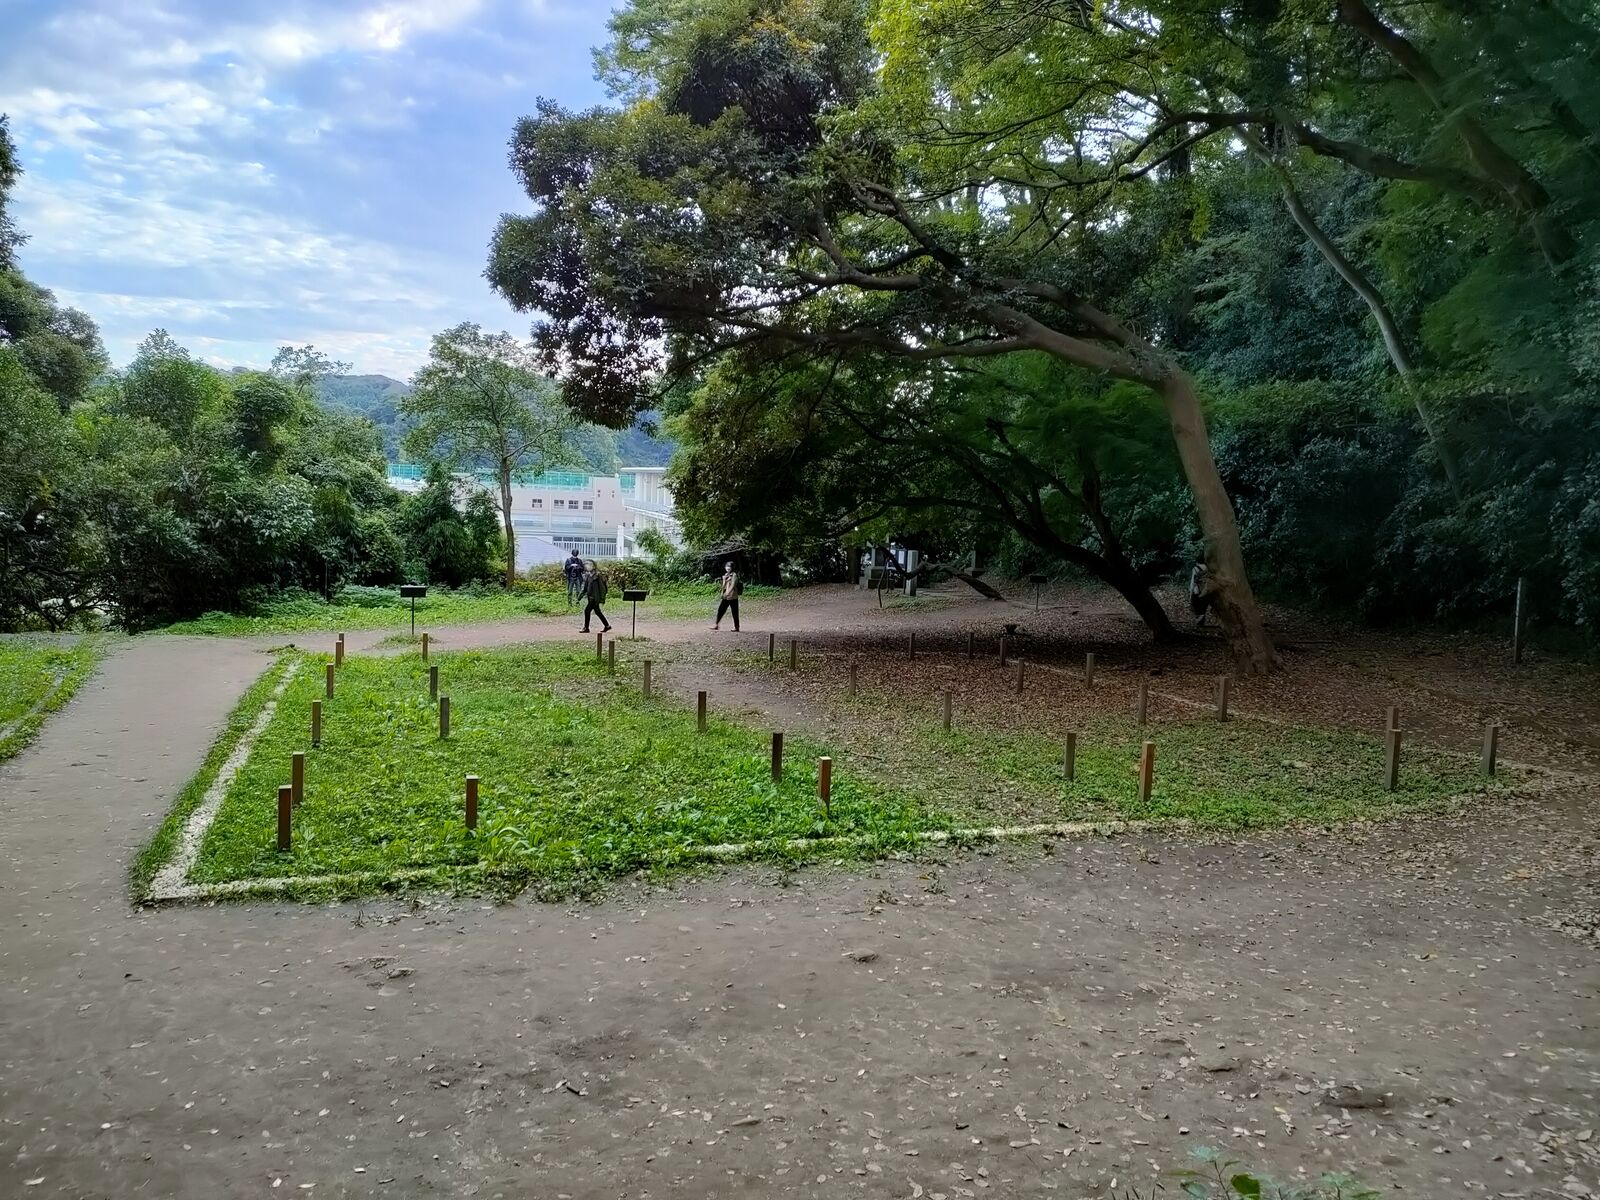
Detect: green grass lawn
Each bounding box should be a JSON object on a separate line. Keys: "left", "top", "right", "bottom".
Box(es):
{"left": 156, "top": 582, "right": 777, "bottom": 636}
{"left": 0, "top": 637, "right": 101, "bottom": 761}
{"left": 182, "top": 643, "right": 936, "bottom": 896}
{"left": 150, "top": 642, "right": 1518, "bottom": 901}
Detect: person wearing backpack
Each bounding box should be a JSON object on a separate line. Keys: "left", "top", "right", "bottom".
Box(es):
{"left": 712, "top": 560, "right": 743, "bottom": 632}
{"left": 581, "top": 560, "right": 612, "bottom": 634}
{"left": 563, "top": 549, "right": 585, "bottom": 607}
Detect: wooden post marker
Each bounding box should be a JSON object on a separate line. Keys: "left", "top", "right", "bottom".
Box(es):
{"left": 643, "top": 660, "right": 653, "bottom": 697}
{"left": 439, "top": 695, "right": 450, "bottom": 739}
{"left": 966, "top": 631, "right": 975, "bottom": 660}
{"left": 335, "top": 636, "right": 344, "bottom": 667}
{"left": 848, "top": 659, "right": 858, "bottom": 698}
{"left": 607, "top": 640, "right": 616, "bottom": 674}
{"left": 1014, "top": 661, "right": 1026, "bottom": 695}
{"left": 789, "top": 639, "right": 799, "bottom": 671}
{"left": 907, "top": 632, "right": 916, "bottom": 660}
{"left": 818, "top": 756, "right": 832, "bottom": 818}
{"left": 768, "top": 632, "right": 776, "bottom": 663}
{"left": 428, "top": 665, "right": 439, "bottom": 700}
{"left": 276, "top": 785, "right": 292, "bottom": 851}
{"left": 1383, "top": 724, "right": 1402, "bottom": 792}
{"left": 941, "top": 689, "right": 952, "bottom": 731}
{"left": 1136, "top": 679, "right": 1149, "bottom": 725}
{"left": 1138, "top": 741, "right": 1155, "bottom": 804}
{"left": 465, "top": 775, "right": 479, "bottom": 831}
{"left": 697, "top": 690, "right": 707, "bottom": 733}
{"left": 999, "top": 635, "right": 1009, "bottom": 667}
{"left": 596, "top": 631, "right": 604, "bottom": 660}
{"left": 1512, "top": 576, "right": 1526, "bottom": 664}
{"left": 1063, "top": 732, "right": 1076, "bottom": 781}
{"left": 1481, "top": 723, "right": 1500, "bottom": 776}
{"left": 421, "top": 632, "right": 429, "bottom": 660}
{"left": 291, "top": 751, "right": 305, "bottom": 807}
{"left": 771, "top": 731, "right": 784, "bottom": 782}
{"left": 1215, "top": 675, "right": 1231, "bottom": 721}
{"left": 311, "top": 700, "right": 322, "bottom": 748}
{"left": 325, "top": 662, "right": 335, "bottom": 698}
{"left": 1084, "top": 652, "right": 1096, "bottom": 687}
{"left": 1386, "top": 705, "right": 1400, "bottom": 732}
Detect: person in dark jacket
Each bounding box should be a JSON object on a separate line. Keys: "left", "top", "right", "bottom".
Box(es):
{"left": 563, "top": 549, "right": 584, "bottom": 607}
{"left": 712, "top": 561, "right": 743, "bottom": 631}
{"left": 580, "top": 561, "right": 611, "bottom": 633}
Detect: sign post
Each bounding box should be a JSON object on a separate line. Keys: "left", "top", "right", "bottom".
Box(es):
{"left": 399, "top": 584, "right": 427, "bottom": 638}
{"left": 622, "top": 589, "right": 649, "bottom": 639}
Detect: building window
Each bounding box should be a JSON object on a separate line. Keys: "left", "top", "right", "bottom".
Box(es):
{"left": 529, "top": 498, "right": 542, "bottom": 509}
{"left": 582, "top": 500, "right": 593, "bottom": 510}
{"left": 553, "top": 499, "right": 565, "bottom": 509}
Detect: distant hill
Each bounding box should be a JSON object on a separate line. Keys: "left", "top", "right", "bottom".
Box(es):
{"left": 313, "top": 374, "right": 412, "bottom": 460}
{"left": 310, "top": 375, "right": 676, "bottom": 470}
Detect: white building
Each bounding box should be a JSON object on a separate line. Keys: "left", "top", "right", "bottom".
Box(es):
{"left": 388, "top": 464, "right": 681, "bottom": 566}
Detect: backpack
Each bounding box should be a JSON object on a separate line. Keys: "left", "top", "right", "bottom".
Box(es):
{"left": 732, "top": 576, "right": 744, "bottom": 597}
{"left": 593, "top": 573, "right": 609, "bottom": 603}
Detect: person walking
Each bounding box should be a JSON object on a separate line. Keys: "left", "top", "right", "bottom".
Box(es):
{"left": 712, "top": 560, "right": 743, "bottom": 631}
{"left": 580, "top": 560, "right": 612, "bottom": 633}
{"left": 563, "top": 549, "right": 585, "bottom": 608}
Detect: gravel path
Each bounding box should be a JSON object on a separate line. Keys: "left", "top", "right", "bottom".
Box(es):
{"left": 2, "top": 592, "right": 1596, "bottom": 1198}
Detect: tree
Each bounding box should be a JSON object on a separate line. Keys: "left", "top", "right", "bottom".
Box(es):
{"left": 0, "top": 115, "right": 23, "bottom": 271}
{"left": 670, "top": 349, "right": 1190, "bottom": 635}
{"left": 487, "top": 0, "right": 1282, "bottom": 670}
{"left": 401, "top": 323, "right": 577, "bottom": 586}
{"left": 397, "top": 464, "right": 503, "bottom": 588}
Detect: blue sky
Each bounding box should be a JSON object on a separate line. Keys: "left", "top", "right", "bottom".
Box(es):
{"left": 1, "top": 0, "right": 616, "bottom": 377}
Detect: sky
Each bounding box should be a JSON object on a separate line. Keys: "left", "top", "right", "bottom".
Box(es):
{"left": 0, "top": 0, "right": 617, "bottom": 378}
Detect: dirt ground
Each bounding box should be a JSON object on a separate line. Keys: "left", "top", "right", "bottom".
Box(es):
{"left": 2, "top": 583, "right": 1597, "bottom": 1198}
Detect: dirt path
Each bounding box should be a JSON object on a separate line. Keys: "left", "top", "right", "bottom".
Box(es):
{"left": 2, "top": 595, "right": 1597, "bottom": 1198}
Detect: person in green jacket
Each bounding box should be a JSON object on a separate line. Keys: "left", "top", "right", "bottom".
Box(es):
{"left": 580, "top": 561, "right": 612, "bottom": 633}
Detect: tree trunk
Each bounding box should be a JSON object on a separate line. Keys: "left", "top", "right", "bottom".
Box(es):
{"left": 1156, "top": 370, "right": 1280, "bottom": 674}
{"left": 498, "top": 461, "right": 516, "bottom": 588}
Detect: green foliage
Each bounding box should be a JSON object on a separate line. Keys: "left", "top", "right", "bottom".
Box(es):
{"left": 0, "top": 636, "right": 100, "bottom": 761}
{"left": 396, "top": 464, "right": 503, "bottom": 588}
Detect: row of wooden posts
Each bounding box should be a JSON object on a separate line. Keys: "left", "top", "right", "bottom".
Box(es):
{"left": 276, "top": 626, "right": 1507, "bottom": 851}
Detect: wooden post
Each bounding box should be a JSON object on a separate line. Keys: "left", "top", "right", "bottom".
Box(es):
{"left": 465, "top": 775, "right": 479, "bottom": 831}
{"left": 325, "top": 663, "right": 335, "bottom": 698}
{"left": 1138, "top": 742, "right": 1155, "bottom": 804}
{"left": 998, "top": 635, "right": 1008, "bottom": 667}
{"left": 966, "top": 631, "right": 975, "bottom": 660}
{"left": 1512, "top": 576, "right": 1526, "bottom": 664}
{"left": 607, "top": 640, "right": 616, "bottom": 674}
{"left": 941, "top": 689, "right": 952, "bottom": 731}
{"left": 1386, "top": 705, "right": 1400, "bottom": 732}
{"left": 771, "top": 731, "right": 784, "bottom": 782}
{"left": 311, "top": 700, "right": 322, "bottom": 748}
{"left": 1063, "top": 732, "right": 1076, "bottom": 782}
{"left": 596, "top": 631, "right": 603, "bottom": 660}
{"left": 1136, "top": 679, "right": 1149, "bottom": 725}
{"left": 421, "top": 632, "right": 429, "bottom": 661}
{"left": 277, "top": 785, "right": 292, "bottom": 851}
{"left": 1216, "top": 675, "right": 1230, "bottom": 722}
{"left": 291, "top": 752, "right": 305, "bottom": 807}
{"left": 848, "top": 659, "right": 858, "bottom": 698}
{"left": 818, "top": 756, "right": 832, "bottom": 818}
{"left": 1014, "top": 661, "right": 1025, "bottom": 695}
{"left": 643, "top": 660, "right": 653, "bottom": 697}
{"left": 768, "top": 632, "right": 776, "bottom": 663}
{"left": 335, "top": 637, "right": 344, "bottom": 667}
{"left": 429, "top": 665, "right": 439, "bottom": 700}
{"left": 439, "top": 695, "right": 450, "bottom": 739}
{"left": 1384, "top": 726, "right": 1401, "bottom": 792}
{"left": 697, "top": 690, "right": 707, "bottom": 733}
{"left": 1481, "top": 723, "right": 1499, "bottom": 776}
{"left": 789, "top": 639, "right": 798, "bottom": 671}
{"left": 1085, "top": 652, "right": 1095, "bottom": 687}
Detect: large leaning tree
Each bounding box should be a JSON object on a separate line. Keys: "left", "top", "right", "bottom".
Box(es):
{"left": 402, "top": 323, "right": 576, "bottom": 587}
{"left": 489, "top": 0, "right": 1281, "bottom": 671}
